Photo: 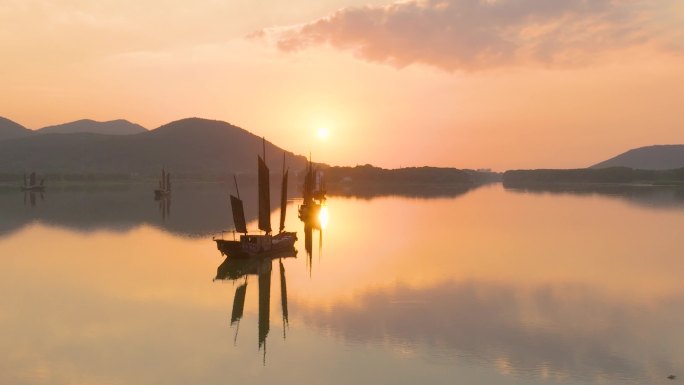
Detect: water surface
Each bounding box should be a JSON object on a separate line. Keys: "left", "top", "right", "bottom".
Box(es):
{"left": 1, "top": 183, "right": 683, "bottom": 384}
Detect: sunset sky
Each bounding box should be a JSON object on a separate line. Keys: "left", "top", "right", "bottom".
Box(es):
{"left": 1, "top": 0, "right": 683, "bottom": 170}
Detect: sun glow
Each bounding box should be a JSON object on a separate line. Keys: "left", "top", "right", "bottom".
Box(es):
{"left": 317, "top": 127, "right": 330, "bottom": 140}
{"left": 318, "top": 205, "right": 329, "bottom": 230}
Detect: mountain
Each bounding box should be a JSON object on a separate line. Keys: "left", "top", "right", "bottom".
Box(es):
{"left": 37, "top": 119, "right": 147, "bottom": 135}
{"left": 0, "top": 116, "right": 32, "bottom": 140}
{"left": 0, "top": 117, "right": 307, "bottom": 177}
{"left": 591, "top": 145, "right": 684, "bottom": 170}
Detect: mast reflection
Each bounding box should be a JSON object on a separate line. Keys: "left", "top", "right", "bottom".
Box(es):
{"left": 156, "top": 195, "right": 171, "bottom": 222}
{"left": 304, "top": 205, "right": 327, "bottom": 276}
{"left": 214, "top": 250, "right": 295, "bottom": 364}
{"left": 23, "top": 191, "right": 44, "bottom": 208}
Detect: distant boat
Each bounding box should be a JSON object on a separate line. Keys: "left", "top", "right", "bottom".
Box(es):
{"left": 298, "top": 157, "right": 326, "bottom": 222}
{"left": 215, "top": 140, "right": 297, "bottom": 258}
{"left": 154, "top": 168, "right": 171, "bottom": 199}
{"left": 20, "top": 172, "right": 45, "bottom": 192}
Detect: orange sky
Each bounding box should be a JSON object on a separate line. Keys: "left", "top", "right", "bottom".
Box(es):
{"left": 1, "top": 0, "right": 683, "bottom": 170}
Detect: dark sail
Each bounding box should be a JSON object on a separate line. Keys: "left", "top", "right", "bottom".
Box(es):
{"left": 279, "top": 170, "right": 288, "bottom": 233}
{"left": 29, "top": 172, "right": 36, "bottom": 186}
{"left": 258, "top": 155, "right": 271, "bottom": 233}
{"left": 302, "top": 164, "right": 313, "bottom": 204}
{"left": 230, "top": 195, "right": 247, "bottom": 234}
{"left": 166, "top": 173, "right": 171, "bottom": 191}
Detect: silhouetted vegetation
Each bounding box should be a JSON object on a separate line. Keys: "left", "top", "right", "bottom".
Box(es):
{"left": 503, "top": 167, "right": 684, "bottom": 186}
{"left": 318, "top": 165, "right": 500, "bottom": 198}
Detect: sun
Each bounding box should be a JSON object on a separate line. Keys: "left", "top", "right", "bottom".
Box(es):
{"left": 316, "top": 127, "right": 330, "bottom": 140}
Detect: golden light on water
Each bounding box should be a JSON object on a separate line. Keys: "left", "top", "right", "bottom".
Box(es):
{"left": 318, "top": 205, "right": 329, "bottom": 229}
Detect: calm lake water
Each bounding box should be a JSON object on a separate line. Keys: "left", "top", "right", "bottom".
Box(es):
{"left": 1, "top": 183, "right": 683, "bottom": 384}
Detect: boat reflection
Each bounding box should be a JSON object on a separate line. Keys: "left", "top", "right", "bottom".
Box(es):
{"left": 23, "top": 191, "right": 44, "bottom": 208}
{"left": 215, "top": 252, "right": 295, "bottom": 364}
{"left": 303, "top": 205, "right": 327, "bottom": 275}
{"left": 503, "top": 183, "right": 684, "bottom": 210}
{"left": 298, "top": 157, "right": 326, "bottom": 222}
{"left": 156, "top": 195, "right": 171, "bottom": 222}
{"left": 21, "top": 172, "right": 46, "bottom": 192}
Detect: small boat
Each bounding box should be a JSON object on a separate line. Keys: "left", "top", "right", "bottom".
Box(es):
{"left": 20, "top": 172, "right": 45, "bottom": 192}
{"left": 154, "top": 168, "right": 171, "bottom": 199}
{"left": 215, "top": 141, "right": 297, "bottom": 258}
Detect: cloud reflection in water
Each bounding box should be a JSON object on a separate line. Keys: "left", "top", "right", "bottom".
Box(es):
{"left": 294, "top": 279, "right": 683, "bottom": 383}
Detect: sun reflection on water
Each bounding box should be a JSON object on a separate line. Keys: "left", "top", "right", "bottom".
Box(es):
{"left": 318, "top": 205, "right": 329, "bottom": 229}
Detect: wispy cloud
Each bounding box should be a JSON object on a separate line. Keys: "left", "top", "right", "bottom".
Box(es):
{"left": 258, "top": 0, "right": 681, "bottom": 71}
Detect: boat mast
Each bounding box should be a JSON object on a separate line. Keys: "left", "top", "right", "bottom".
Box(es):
{"left": 233, "top": 175, "right": 241, "bottom": 199}
{"left": 279, "top": 153, "right": 288, "bottom": 233}
{"left": 258, "top": 139, "right": 272, "bottom": 234}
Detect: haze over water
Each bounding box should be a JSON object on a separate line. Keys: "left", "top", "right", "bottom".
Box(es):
{"left": 1, "top": 183, "right": 683, "bottom": 384}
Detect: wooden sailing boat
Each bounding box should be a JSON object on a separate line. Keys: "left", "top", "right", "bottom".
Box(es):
{"left": 298, "top": 156, "right": 326, "bottom": 222}
{"left": 154, "top": 168, "right": 171, "bottom": 199}
{"left": 214, "top": 139, "right": 297, "bottom": 258}
{"left": 21, "top": 172, "right": 45, "bottom": 192}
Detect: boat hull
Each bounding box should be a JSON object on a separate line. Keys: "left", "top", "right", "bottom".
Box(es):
{"left": 215, "top": 232, "right": 297, "bottom": 259}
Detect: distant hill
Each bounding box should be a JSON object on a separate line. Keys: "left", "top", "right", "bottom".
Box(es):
{"left": 591, "top": 145, "right": 684, "bottom": 170}
{"left": 37, "top": 119, "right": 147, "bottom": 135}
{"left": 0, "top": 117, "right": 308, "bottom": 177}
{"left": 0, "top": 116, "right": 32, "bottom": 140}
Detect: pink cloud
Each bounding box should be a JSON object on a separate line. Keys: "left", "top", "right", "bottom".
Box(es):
{"left": 262, "top": 0, "right": 677, "bottom": 71}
